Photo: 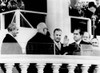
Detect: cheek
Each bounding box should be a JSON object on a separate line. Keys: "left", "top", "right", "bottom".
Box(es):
{"left": 45, "top": 30, "right": 47, "bottom": 32}
{"left": 54, "top": 36, "right": 57, "bottom": 40}
{"left": 74, "top": 36, "right": 77, "bottom": 39}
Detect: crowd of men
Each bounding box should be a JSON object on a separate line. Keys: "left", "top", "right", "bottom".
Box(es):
{"left": 0, "top": 0, "right": 25, "bottom": 12}
{"left": 24, "top": 22, "right": 99, "bottom": 55}
{"left": 1, "top": 21, "right": 98, "bottom": 55}
{"left": 69, "top": 0, "right": 100, "bottom": 18}
{"left": 69, "top": 0, "right": 100, "bottom": 37}
{"left": 2, "top": 22, "right": 99, "bottom": 73}
{"left": 1, "top": 1, "right": 100, "bottom": 73}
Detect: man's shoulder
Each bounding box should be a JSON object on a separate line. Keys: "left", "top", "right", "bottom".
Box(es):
{"left": 3, "top": 34, "right": 17, "bottom": 42}
{"left": 28, "top": 33, "right": 40, "bottom": 43}
{"left": 69, "top": 42, "right": 75, "bottom": 46}
{"left": 80, "top": 40, "right": 91, "bottom": 45}
{"left": 28, "top": 32, "right": 53, "bottom": 43}
{"left": 5, "top": 34, "right": 11, "bottom": 37}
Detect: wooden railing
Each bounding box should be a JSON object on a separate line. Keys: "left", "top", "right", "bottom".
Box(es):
{"left": 0, "top": 55, "right": 100, "bottom": 73}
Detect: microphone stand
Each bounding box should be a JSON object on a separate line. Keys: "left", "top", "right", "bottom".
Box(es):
{"left": 92, "top": 17, "right": 96, "bottom": 38}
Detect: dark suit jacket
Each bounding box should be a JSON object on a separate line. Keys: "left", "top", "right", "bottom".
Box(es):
{"left": 26, "top": 32, "right": 54, "bottom": 54}
{"left": 68, "top": 41, "right": 84, "bottom": 55}
{"left": 84, "top": 8, "right": 100, "bottom": 37}
{"left": 69, "top": 7, "right": 84, "bottom": 17}
{"left": 80, "top": 40, "right": 91, "bottom": 45}
{"left": 1, "top": 34, "right": 22, "bottom": 54}
{"left": 54, "top": 43, "right": 64, "bottom": 55}
{"left": 68, "top": 41, "right": 92, "bottom": 55}
{"left": 68, "top": 42, "right": 79, "bottom": 55}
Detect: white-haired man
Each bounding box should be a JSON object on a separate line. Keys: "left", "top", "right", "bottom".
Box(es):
{"left": 1, "top": 23, "right": 22, "bottom": 54}
{"left": 1, "top": 23, "right": 22, "bottom": 73}
{"left": 26, "top": 22, "right": 54, "bottom": 54}
{"left": 81, "top": 31, "right": 91, "bottom": 44}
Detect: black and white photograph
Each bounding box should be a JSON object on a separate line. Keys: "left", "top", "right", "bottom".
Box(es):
{"left": 0, "top": 0, "right": 100, "bottom": 73}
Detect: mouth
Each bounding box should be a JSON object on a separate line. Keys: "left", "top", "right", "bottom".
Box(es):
{"left": 16, "top": 32, "right": 19, "bottom": 34}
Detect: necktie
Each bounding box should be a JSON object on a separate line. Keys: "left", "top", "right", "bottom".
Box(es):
{"left": 75, "top": 43, "right": 80, "bottom": 52}
{"left": 57, "top": 43, "right": 61, "bottom": 50}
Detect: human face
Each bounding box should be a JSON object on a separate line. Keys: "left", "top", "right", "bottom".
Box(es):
{"left": 89, "top": 7, "right": 96, "bottom": 13}
{"left": 73, "top": 29, "right": 81, "bottom": 42}
{"left": 11, "top": 27, "right": 19, "bottom": 37}
{"left": 91, "top": 38, "right": 99, "bottom": 47}
{"left": 82, "top": 32, "right": 90, "bottom": 42}
{"left": 96, "top": 0, "right": 100, "bottom": 5}
{"left": 54, "top": 31, "right": 62, "bottom": 43}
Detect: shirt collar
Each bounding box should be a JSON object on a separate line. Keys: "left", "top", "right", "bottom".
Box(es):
{"left": 75, "top": 40, "right": 81, "bottom": 45}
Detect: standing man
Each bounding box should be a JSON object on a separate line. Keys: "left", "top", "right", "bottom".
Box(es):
{"left": 26, "top": 22, "right": 54, "bottom": 73}
{"left": 1, "top": 23, "right": 22, "bottom": 73}
{"left": 26, "top": 22, "right": 54, "bottom": 54}
{"left": 67, "top": 28, "right": 83, "bottom": 73}
{"left": 1, "top": 23, "right": 22, "bottom": 54}
{"left": 84, "top": 2, "right": 99, "bottom": 37}
{"left": 95, "top": 0, "right": 100, "bottom": 36}
{"left": 53, "top": 28, "right": 64, "bottom": 55}
{"left": 68, "top": 28, "right": 83, "bottom": 55}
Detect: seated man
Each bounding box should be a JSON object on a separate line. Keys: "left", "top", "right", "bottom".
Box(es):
{"left": 1, "top": 23, "right": 22, "bottom": 54}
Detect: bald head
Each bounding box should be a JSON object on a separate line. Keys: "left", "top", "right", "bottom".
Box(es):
{"left": 37, "top": 22, "right": 48, "bottom": 35}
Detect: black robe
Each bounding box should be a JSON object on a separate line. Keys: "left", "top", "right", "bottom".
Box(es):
{"left": 26, "top": 32, "right": 54, "bottom": 54}
{"left": 1, "top": 34, "right": 22, "bottom": 54}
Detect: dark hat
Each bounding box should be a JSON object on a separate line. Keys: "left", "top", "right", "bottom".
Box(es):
{"left": 88, "top": 2, "right": 96, "bottom": 8}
